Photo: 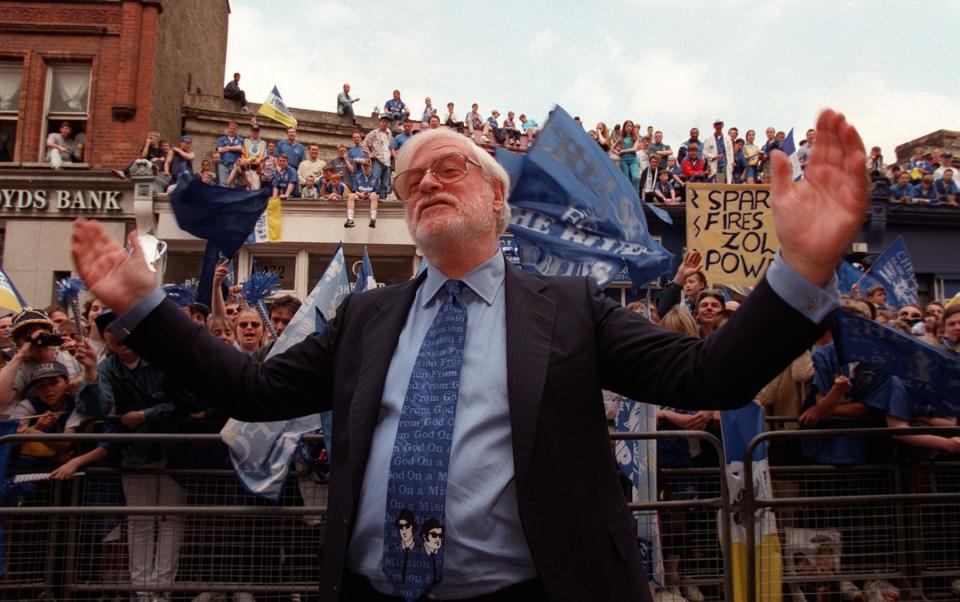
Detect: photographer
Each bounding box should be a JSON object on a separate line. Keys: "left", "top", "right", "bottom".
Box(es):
{"left": 0, "top": 309, "right": 82, "bottom": 413}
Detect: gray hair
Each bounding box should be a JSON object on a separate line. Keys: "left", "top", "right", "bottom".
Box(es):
{"left": 395, "top": 128, "right": 513, "bottom": 236}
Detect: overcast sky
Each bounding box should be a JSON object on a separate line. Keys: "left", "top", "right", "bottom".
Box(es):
{"left": 226, "top": 0, "right": 960, "bottom": 161}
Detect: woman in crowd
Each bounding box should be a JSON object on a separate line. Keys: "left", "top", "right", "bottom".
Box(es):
{"left": 595, "top": 122, "right": 611, "bottom": 153}
{"left": 233, "top": 307, "right": 267, "bottom": 354}
{"left": 208, "top": 316, "right": 236, "bottom": 346}
{"left": 615, "top": 120, "right": 639, "bottom": 192}
{"left": 655, "top": 306, "right": 715, "bottom": 602}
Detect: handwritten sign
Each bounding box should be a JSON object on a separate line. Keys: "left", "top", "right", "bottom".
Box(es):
{"left": 685, "top": 184, "right": 779, "bottom": 287}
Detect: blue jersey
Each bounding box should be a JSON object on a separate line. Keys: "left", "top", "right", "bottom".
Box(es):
{"left": 353, "top": 172, "right": 380, "bottom": 194}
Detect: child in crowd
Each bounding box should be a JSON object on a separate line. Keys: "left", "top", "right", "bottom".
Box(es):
{"left": 321, "top": 171, "right": 348, "bottom": 203}
{"left": 502, "top": 112, "right": 521, "bottom": 147}
{"left": 653, "top": 170, "right": 679, "bottom": 204}
{"left": 302, "top": 175, "right": 319, "bottom": 199}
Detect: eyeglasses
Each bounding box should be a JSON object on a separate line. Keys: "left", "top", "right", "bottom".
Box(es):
{"left": 398, "top": 523, "right": 413, "bottom": 530}
{"left": 393, "top": 152, "right": 481, "bottom": 201}
{"left": 225, "top": 308, "right": 237, "bottom": 315}
{"left": 238, "top": 321, "right": 262, "bottom": 329}
{"left": 427, "top": 531, "right": 443, "bottom": 540}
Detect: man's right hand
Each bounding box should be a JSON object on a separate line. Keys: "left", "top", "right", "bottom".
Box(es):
{"left": 72, "top": 219, "right": 156, "bottom": 315}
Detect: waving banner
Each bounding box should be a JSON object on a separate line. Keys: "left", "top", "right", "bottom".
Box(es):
{"left": 496, "top": 107, "right": 672, "bottom": 289}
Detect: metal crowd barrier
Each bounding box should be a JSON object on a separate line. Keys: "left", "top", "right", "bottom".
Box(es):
{"left": 2, "top": 428, "right": 959, "bottom": 601}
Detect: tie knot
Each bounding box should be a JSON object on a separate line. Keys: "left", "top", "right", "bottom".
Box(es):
{"left": 443, "top": 279, "right": 465, "bottom": 301}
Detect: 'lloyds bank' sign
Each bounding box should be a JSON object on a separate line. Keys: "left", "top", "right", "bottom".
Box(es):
{"left": 0, "top": 188, "right": 123, "bottom": 213}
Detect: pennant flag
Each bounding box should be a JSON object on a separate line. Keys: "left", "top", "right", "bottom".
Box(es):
{"left": 170, "top": 173, "right": 270, "bottom": 257}
{"left": 252, "top": 197, "right": 283, "bottom": 243}
{"left": 837, "top": 259, "right": 882, "bottom": 297}
{"left": 832, "top": 309, "right": 960, "bottom": 415}
{"left": 257, "top": 86, "right": 298, "bottom": 128}
{"left": 613, "top": 396, "right": 663, "bottom": 586}
{"left": 496, "top": 106, "right": 672, "bottom": 289}
{"left": 947, "top": 292, "right": 960, "bottom": 309}
{"left": 220, "top": 246, "right": 351, "bottom": 500}
{"left": 780, "top": 128, "right": 802, "bottom": 181}
{"left": 0, "top": 268, "right": 25, "bottom": 315}
{"left": 0, "top": 418, "right": 21, "bottom": 574}
{"left": 354, "top": 247, "right": 377, "bottom": 294}
{"left": 869, "top": 236, "right": 919, "bottom": 307}
{"left": 720, "top": 403, "right": 782, "bottom": 602}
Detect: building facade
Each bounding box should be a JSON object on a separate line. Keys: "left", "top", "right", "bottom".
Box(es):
{"left": 0, "top": 0, "right": 229, "bottom": 303}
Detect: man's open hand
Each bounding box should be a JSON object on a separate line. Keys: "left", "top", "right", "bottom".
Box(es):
{"left": 72, "top": 219, "right": 156, "bottom": 315}
{"left": 771, "top": 109, "right": 868, "bottom": 287}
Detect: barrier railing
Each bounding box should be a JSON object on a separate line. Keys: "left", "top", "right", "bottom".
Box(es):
{"left": 742, "top": 426, "right": 960, "bottom": 602}
{"left": 2, "top": 427, "right": 959, "bottom": 600}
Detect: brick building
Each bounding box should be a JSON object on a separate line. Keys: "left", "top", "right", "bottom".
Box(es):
{"left": 0, "top": 0, "right": 229, "bottom": 166}
{"left": 0, "top": 0, "right": 229, "bottom": 303}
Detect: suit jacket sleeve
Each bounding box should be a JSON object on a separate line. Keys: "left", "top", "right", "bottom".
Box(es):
{"left": 594, "top": 276, "right": 825, "bottom": 410}
{"left": 121, "top": 294, "right": 353, "bottom": 422}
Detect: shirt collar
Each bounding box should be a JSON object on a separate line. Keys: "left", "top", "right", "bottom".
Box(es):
{"left": 420, "top": 251, "right": 505, "bottom": 308}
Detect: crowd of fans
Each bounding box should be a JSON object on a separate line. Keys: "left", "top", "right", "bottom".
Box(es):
{"left": 0, "top": 239, "right": 957, "bottom": 599}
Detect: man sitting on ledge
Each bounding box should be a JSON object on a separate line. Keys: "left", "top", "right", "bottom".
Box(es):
{"left": 72, "top": 109, "right": 868, "bottom": 602}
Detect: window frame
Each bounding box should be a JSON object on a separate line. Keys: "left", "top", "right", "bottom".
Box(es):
{"left": 39, "top": 63, "right": 92, "bottom": 162}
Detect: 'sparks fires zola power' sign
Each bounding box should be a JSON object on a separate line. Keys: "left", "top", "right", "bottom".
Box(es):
{"left": 685, "top": 184, "right": 780, "bottom": 287}
{"left": 0, "top": 188, "right": 123, "bottom": 213}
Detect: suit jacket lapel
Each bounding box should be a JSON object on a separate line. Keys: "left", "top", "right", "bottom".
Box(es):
{"left": 348, "top": 274, "right": 424, "bottom": 498}
{"left": 504, "top": 264, "right": 556, "bottom": 487}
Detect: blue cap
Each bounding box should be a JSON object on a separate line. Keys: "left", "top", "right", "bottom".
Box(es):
{"left": 180, "top": 135, "right": 192, "bottom": 142}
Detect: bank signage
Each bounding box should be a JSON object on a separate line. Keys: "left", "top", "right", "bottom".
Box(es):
{"left": 0, "top": 188, "right": 125, "bottom": 213}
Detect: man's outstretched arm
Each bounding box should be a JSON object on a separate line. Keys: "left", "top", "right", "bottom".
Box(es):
{"left": 71, "top": 220, "right": 336, "bottom": 421}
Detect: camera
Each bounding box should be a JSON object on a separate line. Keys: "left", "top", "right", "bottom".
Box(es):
{"left": 34, "top": 332, "right": 64, "bottom": 347}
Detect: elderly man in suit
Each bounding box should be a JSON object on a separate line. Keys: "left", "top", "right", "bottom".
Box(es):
{"left": 71, "top": 109, "right": 868, "bottom": 602}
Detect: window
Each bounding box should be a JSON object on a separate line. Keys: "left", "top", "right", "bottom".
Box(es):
{"left": 0, "top": 64, "right": 21, "bottom": 162}
{"left": 42, "top": 64, "right": 91, "bottom": 164}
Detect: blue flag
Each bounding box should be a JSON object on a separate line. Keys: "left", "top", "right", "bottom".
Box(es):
{"left": 220, "top": 246, "right": 352, "bottom": 500}
{"left": 496, "top": 107, "right": 672, "bottom": 289}
{"left": 780, "top": 128, "right": 802, "bottom": 181}
{"left": 837, "top": 259, "right": 882, "bottom": 296}
{"left": 832, "top": 310, "right": 960, "bottom": 415}
{"left": 353, "top": 247, "right": 377, "bottom": 294}
{"left": 0, "top": 418, "right": 20, "bottom": 574}
{"left": 170, "top": 173, "right": 270, "bottom": 257}
{"left": 869, "top": 236, "right": 919, "bottom": 307}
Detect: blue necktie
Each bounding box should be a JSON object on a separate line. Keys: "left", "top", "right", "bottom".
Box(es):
{"left": 383, "top": 280, "right": 467, "bottom": 601}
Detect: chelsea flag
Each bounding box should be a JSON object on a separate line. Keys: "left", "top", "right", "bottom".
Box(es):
{"left": 257, "top": 86, "right": 298, "bottom": 128}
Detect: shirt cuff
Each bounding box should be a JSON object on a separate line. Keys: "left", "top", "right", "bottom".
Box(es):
{"left": 765, "top": 251, "right": 840, "bottom": 324}
{"left": 106, "top": 288, "right": 167, "bottom": 341}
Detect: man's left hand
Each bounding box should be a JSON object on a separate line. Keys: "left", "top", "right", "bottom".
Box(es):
{"left": 771, "top": 109, "right": 867, "bottom": 287}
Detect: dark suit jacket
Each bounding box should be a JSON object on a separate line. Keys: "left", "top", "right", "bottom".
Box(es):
{"left": 124, "top": 261, "right": 825, "bottom": 602}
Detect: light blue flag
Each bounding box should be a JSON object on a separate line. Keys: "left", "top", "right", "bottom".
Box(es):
{"left": 220, "top": 246, "right": 351, "bottom": 500}
{"left": 613, "top": 397, "right": 664, "bottom": 586}
{"left": 496, "top": 106, "right": 672, "bottom": 289}
{"left": 869, "top": 236, "right": 919, "bottom": 307}
{"left": 354, "top": 247, "right": 377, "bottom": 294}
{"left": 832, "top": 309, "right": 960, "bottom": 415}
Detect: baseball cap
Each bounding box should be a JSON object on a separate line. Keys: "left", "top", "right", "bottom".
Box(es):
{"left": 28, "top": 361, "right": 69, "bottom": 388}
{"left": 11, "top": 309, "right": 54, "bottom": 338}
{"left": 713, "top": 118, "right": 724, "bottom": 125}
{"left": 180, "top": 135, "right": 192, "bottom": 142}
